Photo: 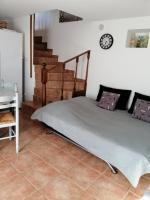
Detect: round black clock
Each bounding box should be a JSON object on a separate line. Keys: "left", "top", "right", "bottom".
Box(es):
{"left": 99, "top": 33, "right": 113, "bottom": 49}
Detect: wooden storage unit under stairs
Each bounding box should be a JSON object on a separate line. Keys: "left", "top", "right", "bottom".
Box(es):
{"left": 34, "top": 65, "right": 86, "bottom": 104}
{"left": 22, "top": 36, "right": 90, "bottom": 115}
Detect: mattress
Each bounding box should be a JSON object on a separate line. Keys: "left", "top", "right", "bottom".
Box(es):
{"left": 31, "top": 96, "right": 150, "bottom": 187}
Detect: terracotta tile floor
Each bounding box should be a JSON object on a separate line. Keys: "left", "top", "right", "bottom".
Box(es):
{"left": 0, "top": 112, "right": 149, "bottom": 200}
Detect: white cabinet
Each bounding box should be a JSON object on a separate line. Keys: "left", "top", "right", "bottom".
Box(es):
{"left": 0, "top": 29, "right": 23, "bottom": 105}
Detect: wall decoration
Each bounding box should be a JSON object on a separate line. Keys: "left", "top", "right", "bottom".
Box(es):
{"left": 126, "top": 29, "right": 150, "bottom": 48}
{"left": 99, "top": 33, "right": 113, "bottom": 49}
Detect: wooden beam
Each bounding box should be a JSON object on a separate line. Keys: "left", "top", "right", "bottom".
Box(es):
{"left": 33, "top": 14, "right": 35, "bottom": 56}
{"left": 30, "top": 15, "right": 33, "bottom": 78}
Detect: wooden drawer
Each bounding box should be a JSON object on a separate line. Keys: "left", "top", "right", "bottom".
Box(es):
{"left": 46, "top": 88, "right": 62, "bottom": 102}
{"left": 46, "top": 81, "right": 62, "bottom": 89}
{"left": 63, "top": 81, "right": 74, "bottom": 90}
{"left": 47, "top": 73, "right": 62, "bottom": 81}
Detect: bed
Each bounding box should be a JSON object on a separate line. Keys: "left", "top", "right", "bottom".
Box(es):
{"left": 31, "top": 96, "right": 150, "bottom": 187}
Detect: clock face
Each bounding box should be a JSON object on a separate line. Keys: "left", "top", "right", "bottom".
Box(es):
{"left": 99, "top": 34, "right": 113, "bottom": 49}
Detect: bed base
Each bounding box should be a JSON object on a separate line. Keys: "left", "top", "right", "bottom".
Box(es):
{"left": 47, "top": 127, "right": 118, "bottom": 175}
{"left": 106, "top": 162, "right": 118, "bottom": 174}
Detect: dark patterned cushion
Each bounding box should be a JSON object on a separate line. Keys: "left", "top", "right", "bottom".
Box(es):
{"left": 132, "top": 99, "right": 150, "bottom": 123}
{"left": 96, "top": 84, "right": 131, "bottom": 110}
{"left": 128, "top": 92, "right": 150, "bottom": 114}
{"left": 98, "top": 91, "right": 120, "bottom": 111}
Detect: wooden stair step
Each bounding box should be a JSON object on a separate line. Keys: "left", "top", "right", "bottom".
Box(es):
{"left": 63, "top": 71, "right": 74, "bottom": 81}
{"left": 34, "top": 36, "right": 42, "bottom": 43}
{"left": 47, "top": 71, "right": 74, "bottom": 81}
{"left": 34, "top": 65, "right": 64, "bottom": 80}
{"left": 34, "top": 53, "right": 56, "bottom": 59}
{"left": 47, "top": 73, "right": 62, "bottom": 81}
{"left": 45, "top": 79, "right": 85, "bottom": 91}
{"left": 64, "top": 69, "right": 74, "bottom": 73}
{"left": 64, "top": 79, "right": 85, "bottom": 91}
{"left": 34, "top": 61, "right": 60, "bottom": 66}
{"left": 34, "top": 50, "right": 53, "bottom": 57}
{"left": 35, "top": 62, "right": 63, "bottom": 69}
{"left": 34, "top": 56, "right": 58, "bottom": 65}
{"left": 50, "top": 63, "right": 64, "bottom": 72}
{"left": 35, "top": 64, "right": 57, "bottom": 71}
{"left": 63, "top": 80, "right": 85, "bottom": 91}
{"left": 45, "top": 80, "right": 84, "bottom": 91}
{"left": 35, "top": 65, "right": 57, "bottom": 82}
{"left": 45, "top": 63, "right": 64, "bottom": 72}
{"left": 33, "top": 35, "right": 87, "bottom": 103}
{"left": 34, "top": 43, "right": 47, "bottom": 50}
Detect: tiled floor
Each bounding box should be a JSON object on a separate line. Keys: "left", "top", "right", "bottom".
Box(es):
{"left": 0, "top": 112, "right": 150, "bottom": 200}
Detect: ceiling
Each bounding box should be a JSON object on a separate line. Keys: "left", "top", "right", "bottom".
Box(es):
{"left": 1, "top": 0, "right": 150, "bottom": 21}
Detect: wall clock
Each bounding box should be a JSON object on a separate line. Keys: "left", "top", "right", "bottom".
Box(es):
{"left": 99, "top": 33, "right": 113, "bottom": 49}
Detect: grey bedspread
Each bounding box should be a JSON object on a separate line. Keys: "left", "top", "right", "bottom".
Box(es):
{"left": 31, "top": 97, "right": 150, "bottom": 187}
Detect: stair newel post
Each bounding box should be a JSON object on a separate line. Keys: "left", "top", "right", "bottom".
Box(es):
{"left": 74, "top": 57, "right": 79, "bottom": 93}
{"left": 84, "top": 50, "right": 90, "bottom": 93}
{"left": 61, "top": 63, "right": 65, "bottom": 100}
{"left": 41, "top": 63, "right": 47, "bottom": 106}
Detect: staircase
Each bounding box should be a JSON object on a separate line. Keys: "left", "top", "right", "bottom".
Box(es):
{"left": 22, "top": 36, "right": 90, "bottom": 116}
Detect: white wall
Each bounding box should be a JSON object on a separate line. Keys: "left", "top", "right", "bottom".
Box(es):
{"left": 10, "top": 16, "right": 35, "bottom": 101}
{"left": 43, "top": 12, "right": 150, "bottom": 105}
{"left": 11, "top": 12, "right": 150, "bottom": 103}
{"left": 35, "top": 10, "right": 57, "bottom": 43}
{"left": 35, "top": 11, "right": 50, "bottom": 42}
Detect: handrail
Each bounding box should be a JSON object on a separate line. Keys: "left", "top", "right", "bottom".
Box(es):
{"left": 62, "top": 50, "right": 90, "bottom": 99}
{"left": 41, "top": 50, "right": 91, "bottom": 105}
{"left": 64, "top": 50, "right": 90, "bottom": 64}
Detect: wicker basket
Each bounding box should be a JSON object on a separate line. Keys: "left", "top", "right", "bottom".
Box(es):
{"left": 0, "top": 21, "right": 7, "bottom": 29}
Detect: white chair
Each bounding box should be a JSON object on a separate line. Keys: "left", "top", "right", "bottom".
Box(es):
{"left": 0, "top": 81, "right": 19, "bottom": 153}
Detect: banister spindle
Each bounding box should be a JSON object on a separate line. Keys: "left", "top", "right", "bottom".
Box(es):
{"left": 61, "top": 63, "right": 65, "bottom": 100}
{"left": 84, "top": 51, "right": 90, "bottom": 92}
{"left": 41, "top": 63, "right": 47, "bottom": 106}
{"left": 74, "top": 57, "right": 79, "bottom": 93}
